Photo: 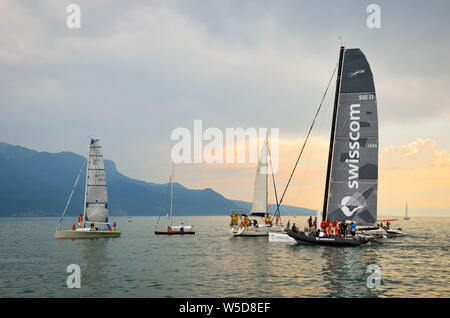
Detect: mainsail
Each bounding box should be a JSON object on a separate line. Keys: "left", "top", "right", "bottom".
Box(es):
{"left": 324, "top": 47, "right": 378, "bottom": 226}
{"left": 84, "top": 138, "right": 109, "bottom": 223}
{"left": 250, "top": 134, "right": 268, "bottom": 214}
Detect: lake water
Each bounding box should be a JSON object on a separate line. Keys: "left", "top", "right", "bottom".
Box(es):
{"left": 0, "top": 216, "right": 448, "bottom": 297}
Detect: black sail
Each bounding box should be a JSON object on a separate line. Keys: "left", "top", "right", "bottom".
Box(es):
{"left": 325, "top": 48, "right": 378, "bottom": 226}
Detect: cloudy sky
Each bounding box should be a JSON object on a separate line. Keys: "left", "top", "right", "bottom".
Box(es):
{"left": 1, "top": 0, "right": 449, "bottom": 215}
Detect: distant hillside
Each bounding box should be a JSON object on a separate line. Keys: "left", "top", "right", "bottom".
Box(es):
{"left": 0, "top": 142, "right": 314, "bottom": 217}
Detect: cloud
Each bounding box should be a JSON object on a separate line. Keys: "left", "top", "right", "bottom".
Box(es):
{"left": 379, "top": 138, "right": 450, "bottom": 209}
{"left": 171, "top": 137, "right": 450, "bottom": 212}
{"left": 0, "top": 0, "right": 449, "bottom": 212}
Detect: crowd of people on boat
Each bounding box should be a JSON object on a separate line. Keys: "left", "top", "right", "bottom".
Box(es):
{"left": 290, "top": 216, "right": 356, "bottom": 238}
{"left": 230, "top": 212, "right": 272, "bottom": 228}
{"left": 72, "top": 213, "right": 117, "bottom": 232}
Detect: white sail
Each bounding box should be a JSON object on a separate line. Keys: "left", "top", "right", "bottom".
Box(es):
{"left": 405, "top": 202, "right": 409, "bottom": 219}
{"left": 84, "top": 138, "right": 109, "bottom": 223}
{"left": 250, "top": 135, "right": 268, "bottom": 214}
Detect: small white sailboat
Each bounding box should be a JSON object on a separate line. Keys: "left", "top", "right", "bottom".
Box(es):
{"left": 55, "top": 138, "right": 121, "bottom": 239}
{"left": 154, "top": 163, "right": 194, "bottom": 235}
{"left": 127, "top": 217, "right": 132, "bottom": 222}
{"left": 230, "top": 134, "right": 272, "bottom": 237}
{"left": 404, "top": 202, "right": 410, "bottom": 220}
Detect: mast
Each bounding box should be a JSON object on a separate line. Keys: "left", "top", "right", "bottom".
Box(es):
{"left": 82, "top": 137, "right": 90, "bottom": 227}
{"left": 266, "top": 134, "right": 269, "bottom": 215}
{"left": 322, "top": 46, "right": 345, "bottom": 221}
{"left": 170, "top": 163, "right": 174, "bottom": 226}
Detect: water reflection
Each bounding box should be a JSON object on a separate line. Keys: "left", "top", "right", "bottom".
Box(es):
{"left": 73, "top": 239, "right": 111, "bottom": 297}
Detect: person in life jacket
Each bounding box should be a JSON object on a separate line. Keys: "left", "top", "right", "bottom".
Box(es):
{"left": 78, "top": 214, "right": 83, "bottom": 227}
{"left": 326, "top": 224, "right": 332, "bottom": 236}
{"left": 275, "top": 215, "right": 279, "bottom": 225}
{"left": 72, "top": 224, "right": 76, "bottom": 231}
{"left": 350, "top": 222, "right": 356, "bottom": 236}
{"left": 242, "top": 216, "right": 247, "bottom": 227}
{"left": 332, "top": 221, "right": 338, "bottom": 235}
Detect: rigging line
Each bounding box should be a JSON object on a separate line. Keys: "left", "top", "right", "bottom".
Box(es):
{"left": 154, "top": 173, "right": 173, "bottom": 231}
{"left": 277, "top": 63, "right": 338, "bottom": 208}
{"left": 56, "top": 159, "right": 86, "bottom": 230}
{"left": 294, "top": 80, "right": 335, "bottom": 203}
{"left": 267, "top": 141, "right": 280, "bottom": 221}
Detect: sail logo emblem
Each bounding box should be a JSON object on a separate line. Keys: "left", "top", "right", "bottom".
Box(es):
{"left": 340, "top": 193, "right": 366, "bottom": 217}
{"left": 346, "top": 104, "right": 361, "bottom": 189}
{"left": 349, "top": 69, "right": 365, "bottom": 77}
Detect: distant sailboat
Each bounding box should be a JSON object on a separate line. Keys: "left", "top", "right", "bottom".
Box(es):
{"left": 154, "top": 163, "right": 194, "bottom": 235}
{"left": 404, "top": 202, "right": 410, "bottom": 220}
{"left": 230, "top": 133, "right": 272, "bottom": 236}
{"left": 55, "top": 138, "right": 121, "bottom": 239}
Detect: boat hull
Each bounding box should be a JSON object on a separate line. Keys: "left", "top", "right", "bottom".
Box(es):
{"left": 230, "top": 225, "right": 270, "bottom": 236}
{"left": 268, "top": 232, "right": 296, "bottom": 243}
{"left": 287, "top": 231, "right": 368, "bottom": 246}
{"left": 55, "top": 230, "right": 121, "bottom": 239}
{"left": 154, "top": 231, "right": 195, "bottom": 235}
{"left": 385, "top": 229, "right": 404, "bottom": 238}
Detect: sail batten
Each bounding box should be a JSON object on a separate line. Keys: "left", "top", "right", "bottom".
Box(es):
{"left": 84, "top": 138, "right": 109, "bottom": 223}
{"left": 325, "top": 48, "right": 378, "bottom": 226}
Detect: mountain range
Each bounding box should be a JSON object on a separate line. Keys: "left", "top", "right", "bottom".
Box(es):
{"left": 0, "top": 141, "right": 314, "bottom": 217}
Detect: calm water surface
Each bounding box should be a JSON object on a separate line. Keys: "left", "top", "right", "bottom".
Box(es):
{"left": 0, "top": 216, "right": 448, "bottom": 297}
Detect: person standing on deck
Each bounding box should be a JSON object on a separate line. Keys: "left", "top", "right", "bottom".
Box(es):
{"left": 113, "top": 221, "right": 116, "bottom": 231}
{"left": 78, "top": 213, "right": 83, "bottom": 227}
{"left": 308, "top": 216, "right": 313, "bottom": 232}
{"left": 350, "top": 222, "right": 356, "bottom": 236}
{"left": 326, "top": 224, "right": 332, "bottom": 236}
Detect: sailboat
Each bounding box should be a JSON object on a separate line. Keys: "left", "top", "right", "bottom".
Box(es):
{"left": 288, "top": 46, "right": 379, "bottom": 246}
{"left": 154, "top": 164, "right": 194, "bottom": 235}
{"left": 55, "top": 138, "right": 121, "bottom": 239}
{"left": 404, "top": 202, "right": 410, "bottom": 220}
{"left": 230, "top": 134, "right": 272, "bottom": 236}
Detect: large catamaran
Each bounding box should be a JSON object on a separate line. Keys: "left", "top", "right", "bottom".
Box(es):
{"left": 288, "top": 46, "right": 379, "bottom": 246}
{"left": 55, "top": 138, "right": 121, "bottom": 239}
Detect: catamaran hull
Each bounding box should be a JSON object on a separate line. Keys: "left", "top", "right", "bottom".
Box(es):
{"left": 55, "top": 230, "right": 121, "bottom": 239}
{"left": 287, "top": 231, "right": 368, "bottom": 246}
